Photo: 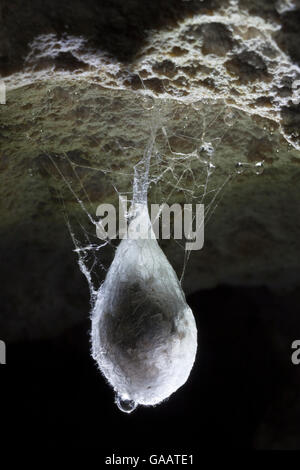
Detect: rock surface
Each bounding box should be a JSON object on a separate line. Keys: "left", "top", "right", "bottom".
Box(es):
{"left": 1, "top": 0, "right": 300, "bottom": 342}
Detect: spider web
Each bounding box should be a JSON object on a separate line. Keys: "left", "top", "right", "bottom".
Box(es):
{"left": 31, "top": 80, "right": 264, "bottom": 305}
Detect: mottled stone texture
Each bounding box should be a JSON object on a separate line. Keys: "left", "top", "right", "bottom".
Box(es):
{"left": 1, "top": 0, "right": 300, "bottom": 144}
{"left": 1, "top": 0, "right": 300, "bottom": 451}
{"left": 0, "top": 1, "right": 300, "bottom": 341}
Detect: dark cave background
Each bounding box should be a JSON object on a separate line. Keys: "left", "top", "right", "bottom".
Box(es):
{"left": 1, "top": 0, "right": 300, "bottom": 457}
{"left": 2, "top": 274, "right": 300, "bottom": 452}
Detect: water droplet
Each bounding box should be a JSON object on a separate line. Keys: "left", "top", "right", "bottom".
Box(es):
{"left": 142, "top": 95, "right": 154, "bottom": 110}
{"left": 254, "top": 161, "right": 264, "bottom": 175}
{"left": 207, "top": 161, "right": 216, "bottom": 176}
{"left": 182, "top": 115, "right": 189, "bottom": 129}
{"left": 198, "top": 142, "right": 214, "bottom": 158}
{"left": 116, "top": 395, "right": 137, "bottom": 414}
{"left": 224, "top": 108, "right": 237, "bottom": 127}
{"left": 235, "top": 162, "right": 244, "bottom": 174}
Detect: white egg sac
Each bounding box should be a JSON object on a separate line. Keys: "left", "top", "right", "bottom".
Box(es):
{"left": 91, "top": 205, "right": 197, "bottom": 407}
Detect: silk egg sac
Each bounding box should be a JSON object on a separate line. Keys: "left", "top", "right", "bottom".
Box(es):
{"left": 91, "top": 205, "right": 197, "bottom": 410}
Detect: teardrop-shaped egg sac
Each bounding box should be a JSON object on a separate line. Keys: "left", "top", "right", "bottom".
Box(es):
{"left": 91, "top": 204, "right": 197, "bottom": 406}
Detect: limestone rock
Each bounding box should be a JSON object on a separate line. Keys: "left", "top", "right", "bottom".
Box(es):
{"left": 1, "top": 0, "right": 300, "bottom": 341}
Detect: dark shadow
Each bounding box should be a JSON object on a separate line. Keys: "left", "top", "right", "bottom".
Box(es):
{"left": 0, "top": 0, "right": 226, "bottom": 75}
{"left": 2, "top": 285, "right": 300, "bottom": 451}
